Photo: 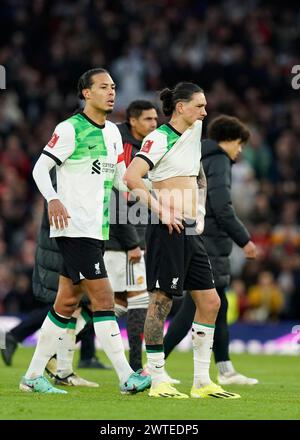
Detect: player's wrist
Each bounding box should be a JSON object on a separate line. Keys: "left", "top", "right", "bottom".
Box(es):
{"left": 47, "top": 196, "right": 60, "bottom": 203}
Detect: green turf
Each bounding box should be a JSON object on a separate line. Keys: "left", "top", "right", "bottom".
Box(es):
{"left": 0, "top": 347, "right": 299, "bottom": 420}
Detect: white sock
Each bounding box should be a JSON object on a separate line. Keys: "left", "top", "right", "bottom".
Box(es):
{"left": 192, "top": 322, "right": 215, "bottom": 388}
{"left": 145, "top": 345, "right": 165, "bottom": 387}
{"left": 93, "top": 311, "right": 133, "bottom": 384}
{"left": 56, "top": 317, "right": 77, "bottom": 378}
{"left": 115, "top": 303, "right": 128, "bottom": 318}
{"left": 25, "top": 307, "right": 70, "bottom": 380}
{"left": 217, "top": 360, "right": 235, "bottom": 375}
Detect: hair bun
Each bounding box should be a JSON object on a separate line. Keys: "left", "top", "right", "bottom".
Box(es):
{"left": 160, "top": 88, "right": 173, "bottom": 116}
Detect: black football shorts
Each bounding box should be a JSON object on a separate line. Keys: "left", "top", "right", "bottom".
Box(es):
{"left": 56, "top": 237, "right": 107, "bottom": 285}
{"left": 145, "top": 221, "right": 215, "bottom": 296}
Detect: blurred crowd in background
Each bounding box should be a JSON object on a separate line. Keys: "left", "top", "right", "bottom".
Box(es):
{"left": 0, "top": 0, "right": 300, "bottom": 321}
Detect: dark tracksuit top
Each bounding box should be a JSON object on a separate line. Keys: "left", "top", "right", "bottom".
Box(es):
{"left": 201, "top": 139, "right": 250, "bottom": 287}
{"left": 107, "top": 122, "right": 147, "bottom": 252}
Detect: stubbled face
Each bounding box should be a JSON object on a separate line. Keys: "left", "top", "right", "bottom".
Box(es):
{"left": 130, "top": 109, "right": 158, "bottom": 140}
{"left": 82, "top": 73, "right": 116, "bottom": 113}
{"left": 178, "top": 92, "right": 207, "bottom": 126}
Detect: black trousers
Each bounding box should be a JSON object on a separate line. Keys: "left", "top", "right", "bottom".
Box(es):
{"left": 10, "top": 306, "right": 50, "bottom": 342}
{"left": 164, "top": 286, "right": 230, "bottom": 363}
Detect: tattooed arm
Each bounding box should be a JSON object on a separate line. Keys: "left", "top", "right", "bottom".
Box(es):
{"left": 197, "top": 161, "right": 207, "bottom": 204}
{"left": 196, "top": 161, "right": 207, "bottom": 234}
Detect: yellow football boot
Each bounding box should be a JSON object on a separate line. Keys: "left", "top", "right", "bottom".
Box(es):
{"left": 191, "top": 382, "right": 241, "bottom": 399}
{"left": 149, "top": 382, "right": 189, "bottom": 399}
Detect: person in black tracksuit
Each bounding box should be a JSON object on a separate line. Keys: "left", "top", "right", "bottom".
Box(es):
{"left": 164, "top": 115, "right": 259, "bottom": 385}
{"left": 105, "top": 100, "right": 158, "bottom": 370}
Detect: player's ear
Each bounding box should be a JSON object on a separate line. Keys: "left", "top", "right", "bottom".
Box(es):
{"left": 82, "top": 88, "right": 90, "bottom": 99}
{"left": 129, "top": 117, "right": 137, "bottom": 128}
{"left": 176, "top": 101, "right": 184, "bottom": 114}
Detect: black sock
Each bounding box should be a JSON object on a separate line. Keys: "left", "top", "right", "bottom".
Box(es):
{"left": 164, "top": 293, "right": 195, "bottom": 359}
{"left": 79, "top": 323, "right": 96, "bottom": 361}
{"left": 127, "top": 308, "right": 147, "bottom": 371}
{"left": 10, "top": 305, "right": 50, "bottom": 342}
{"left": 213, "top": 286, "right": 230, "bottom": 363}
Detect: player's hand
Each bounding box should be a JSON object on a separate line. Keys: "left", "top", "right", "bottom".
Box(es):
{"left": 48, "top": 199, "right": 71, "bottom": 230}
{"left": 128, "top": 246, "right": 142, "bottom": 263}
{"left": 159, "top": 206, "right": 184, "bottom": 234}
{"left": 243, "top": 240, "right": 257, "bottom": 259}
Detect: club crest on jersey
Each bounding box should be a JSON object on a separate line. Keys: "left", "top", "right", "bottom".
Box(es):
{"left": 141, "top": 140, "right": 153, "bottom": 153}
{"left": 47, "top": 132, "right": 59, "bottom": 148}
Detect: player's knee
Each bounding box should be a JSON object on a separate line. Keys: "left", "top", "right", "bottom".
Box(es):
{"left": 54, "top": 301, "right": 78, "bottom": 317}
{"left": 150, "top": 290, "right": 172, "bottom": 306}
{"left": 204, "top": 292, "right": 221, "bottom": 315}
{"left": 66, "top": 302, "right": 79, "bottom": 315}
{"left": 87, "top": 282, "right": 115, "bottom": 311}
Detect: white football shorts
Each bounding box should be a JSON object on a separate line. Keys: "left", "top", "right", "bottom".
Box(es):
{"left": 104, "top": 250, "right": 147, "bottom": 292}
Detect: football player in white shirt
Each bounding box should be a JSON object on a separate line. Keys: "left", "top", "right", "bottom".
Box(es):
{"left": 20, "top": 68, "right": 151, "bottom": 395}
{"left": 125, "top": 82, "right": 240, "bottom": 399}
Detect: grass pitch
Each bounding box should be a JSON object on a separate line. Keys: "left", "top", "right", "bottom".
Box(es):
{"left": 0, "top": 347, "right": 299, "bottom": 420}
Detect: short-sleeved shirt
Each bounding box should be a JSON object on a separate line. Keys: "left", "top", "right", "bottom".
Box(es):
{"left": 135, "top": 120, "right": 202, "bottom": 181}
{"left": 43, "top": 112, "right": 125, "bottom": 240}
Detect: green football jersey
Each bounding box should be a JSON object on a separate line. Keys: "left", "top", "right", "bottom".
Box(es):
{"left": 43, "top": 113, "right": 125, "bottom": 240}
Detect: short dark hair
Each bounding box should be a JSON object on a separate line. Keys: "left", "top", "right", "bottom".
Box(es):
{"left": 126, "top": 100, "right": 157, "bottom": 121}
{"left": 77, "top": 68, "right": 109, "bottom": 99}
{"left": 160, "top": 82, "right": 204, "bottom": 116}
{"left": 207, "top": 115, "right": 250, "bottom": 144}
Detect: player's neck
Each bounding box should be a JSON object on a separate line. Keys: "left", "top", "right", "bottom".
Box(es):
{"left": 83, "top": 107, "right": 107, "bottom": 126}
{"left": 168, "top": 117, "right": 190, "bottom": 134}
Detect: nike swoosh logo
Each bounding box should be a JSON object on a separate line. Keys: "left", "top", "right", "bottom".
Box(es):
{"left": 155, "top": 365, "right": 164, "bottom": 369}
{"left": 58, "top": 337, "right": 63, "bottom": 340}
{"left": 111, "top": 333, "right": 120, "bottom": 337}
{"left": 88, "top": 145, "right": 97, "bottom": 150}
